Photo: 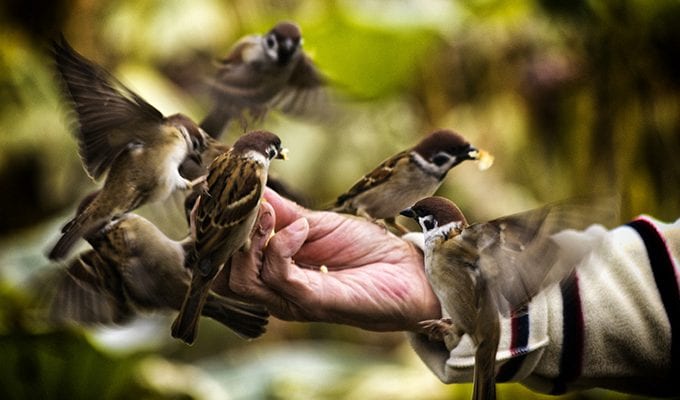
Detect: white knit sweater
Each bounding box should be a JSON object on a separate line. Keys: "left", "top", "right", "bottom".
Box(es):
{"left": 405, "top": 216, "right": 680, "bottom": 397}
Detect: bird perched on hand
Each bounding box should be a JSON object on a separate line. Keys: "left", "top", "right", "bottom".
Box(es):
{"left": 41, "top": 213, "right": 269, "bottom": 338}
{"left": 200, "top": 21, "right": 325, "bottom": 138}
{"left": 172, "top": 130, "right": 287, "bottom": 344}
{"left": 401, "top": 196, "right": 613, "bottom": 400}
{"left": 331, "top": 129, "right": 491, "bottom": 232}
{"left": 48, "top": 37, "right": 208, "bottom": 260}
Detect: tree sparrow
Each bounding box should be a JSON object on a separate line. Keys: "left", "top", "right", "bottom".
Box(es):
{"left": 400, "top": 196, "right": 612, "bottom": 400}
{"left": 332, "top": 129, "right": 491, "bottom": 232}
{"left": 200, "top": 21, "right": 325, "bottom": 138}
{"left": 42, "top": 213, "right": 269, "bottom": 338}
{"left": 48, "top": 37, "right": 208, "bottom": 260}
{"left": 171, "top": 130, "right": 287, "bottom": 344}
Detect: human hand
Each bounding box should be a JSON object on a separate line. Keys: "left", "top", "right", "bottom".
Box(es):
{"left": 227, "top": 189, "right": 442, "bottom": 332}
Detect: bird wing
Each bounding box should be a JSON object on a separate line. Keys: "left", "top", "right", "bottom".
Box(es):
{"left": 466, "top": 197, "right": 618, "bottom": 316}
{"left": 192, "top": 152, "right": 263, "bottom": 264}
{"left": 53, "top": 37, "right": 164, "bottom": 180}
{"left": 269, "top": 54, "right": 327, "bottom": 115}
{"left": 334, "top": 151, "right": 409, "bottom": 209}
{"left": 31, "top": 251, "right": 133, "bottom": 325}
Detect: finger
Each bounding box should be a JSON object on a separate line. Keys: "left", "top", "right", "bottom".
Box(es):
{"left": 229, "top": 202, "right": 279, "bottom": 302}
{"left": 264, "top": 187, "right": 305, "bottom": 230}
{"left": 261, "top": 218, "right": 315, "bottom": 301}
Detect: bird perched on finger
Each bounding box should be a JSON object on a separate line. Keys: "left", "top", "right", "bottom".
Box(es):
{"left": 48, "top": 37, "right": 208, "bottom": 260}
{"left": 172, "top": 130, "right": 287, "bottom": 344}
{"left": 39, "top": 213, "right": 269, "bottom": 339}
{"left": 199, "top": 21, "right": 325, "bottom": 138}
{"left": 331, "top": 129, "right": 492, "bottom": 233}
{"left": 400, "top": 196, "right": 615, "bottom": 400}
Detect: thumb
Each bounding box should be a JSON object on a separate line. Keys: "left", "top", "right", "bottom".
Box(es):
{"left": 261, "top": 217, "right": 309, "bottom": 285}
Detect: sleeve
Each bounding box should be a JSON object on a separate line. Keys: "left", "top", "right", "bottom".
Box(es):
{"left": 403, "top": 216, "right": 680, "bottom": 397}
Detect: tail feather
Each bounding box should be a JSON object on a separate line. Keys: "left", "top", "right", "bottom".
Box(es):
{"left": 202, "top": 294, "right": 269, "bottom": 339}
{"left": 49, "top": 215, "right": 95, "bottom": 261}
{"left": 171, "top": 273, "right": 212, "bottom": 345}
{"left": 472, "top": 338, "right": 499, "bottom": 400}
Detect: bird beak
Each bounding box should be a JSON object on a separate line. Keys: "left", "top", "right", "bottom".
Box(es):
{"left": 277, "top": 148, "right": 289, "bottom": 160}
{"left": 466, "top": 146, "right": 480, "bottom": 160}
{"left": 400, "top": 207, "right": 417, "bottom": 219}
{"left": 189, "top": 151, "right": 202, "bottom": 166}
{"left": 282, "top": 38, "right": 294, "bottom": 52}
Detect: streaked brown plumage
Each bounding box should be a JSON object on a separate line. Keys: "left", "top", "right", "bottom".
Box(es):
{"left": 200, "top": 21, "right": 325, "bottom": 138}
{"left": 401, "top": 196, "right": 616, "bottom": 400}
{"left": 48, "top": 37, "right": 207, "bottom": 260}
{"left": 41, "top": 213, "right": 269, "bottom": 338}
{"left": 172, "top": 130, "right": 287, "bottom": 344}
{"left": 332, "top": 130, "right": 483, "bottom": 231}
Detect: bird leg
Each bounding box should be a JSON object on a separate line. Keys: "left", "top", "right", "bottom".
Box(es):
{"left": 419, "top": 318, "right": 463, "bottom": 349}
{"left": 186, "top": 175, "right": 207, "bottom": 190}
{"left": 384, "top": 217, "right": 410, "bottom": 235}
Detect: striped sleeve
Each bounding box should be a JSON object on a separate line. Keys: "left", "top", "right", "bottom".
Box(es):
{"left": 407, "top": 217, "right": 680, "bottom": 397}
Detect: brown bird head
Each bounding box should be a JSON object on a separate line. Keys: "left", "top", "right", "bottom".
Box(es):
{"left": 400, "top": 196, "right": 468, "bottom": 233}
{"left": 233, "top": 130, "right": 288, "bottom": 161}
{"left": 266, "top": 21, "right": 302, "bottom": 65}
{"left": 167, "top": 113, "right": 207, "bottom": 164}
{"left": 412, "top": 130, "right": 480, "bottom": 179}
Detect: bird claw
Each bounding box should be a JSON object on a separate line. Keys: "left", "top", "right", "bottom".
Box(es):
{"left": 419, "top": 318, "right": 462, "bottom": 348}
{"left": 187, "top": 175, "right": 207, "bottom": 190}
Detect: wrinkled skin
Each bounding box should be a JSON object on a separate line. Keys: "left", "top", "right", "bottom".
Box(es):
{"left": 225, "top": 188, "right": 442, "bottom": 332}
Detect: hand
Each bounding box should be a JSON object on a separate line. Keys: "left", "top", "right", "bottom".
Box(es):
{"left": 228, "top": 189, "right": 442, "bottom": 332}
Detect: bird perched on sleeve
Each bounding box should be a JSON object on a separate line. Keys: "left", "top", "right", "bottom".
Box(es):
{"left": 41, "top": 213, "right": 269, "bottom": 338}
{"left": 172, "top": 130, "right": 287, "bottom": 344}
{"left": 331, "top": 129, "right": 492, "bottom": 232}
{"left": 400, "top": 196, "right": 614, "bottom": 400}
{"left": 48, "top": 37, "right": 208, "bottom": 260}
{"left": 199, "top": 21, "right": 325, "bottom": 138}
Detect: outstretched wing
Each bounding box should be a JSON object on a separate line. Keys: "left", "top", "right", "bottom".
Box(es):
{"left": 269, "top": 54, "right": 327, "bottom": 115}
{"left": 53, "top": 36, "right": 164, "bottom": 179}
{"left": 466, "top": 196, "right": 618, "bottom": 316}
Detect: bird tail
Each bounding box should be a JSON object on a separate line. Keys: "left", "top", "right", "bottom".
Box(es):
{"left": 472, "top": 336, "right": 499, "bottom": 400}
{"left": 202, "top": 294, "right": 269, "bottom": 339}
{"left": 48, "top": 213, "right": 101, "bottom": 261}
{"left": 171, "top": 260, "right": 218, "bottom": 345}
{"left": 473, "top": 340, "right": 498, "bottom": 400}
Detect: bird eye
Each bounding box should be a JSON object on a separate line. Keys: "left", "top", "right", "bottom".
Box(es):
{"left": 191, "top": 137, "right": 201, "bottom": 150}
{"left": 432, "top": 153, "right": 451, "bottom": 167}
{"left": 267, "top": 147, "right": 277, "bottom": 159}
{"left": 266, "top": 35, "right": 276, "bottom": 49}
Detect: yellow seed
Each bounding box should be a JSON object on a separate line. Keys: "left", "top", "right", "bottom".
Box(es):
{"left": 476, "top": 149, "right": 494, "bottom": 171}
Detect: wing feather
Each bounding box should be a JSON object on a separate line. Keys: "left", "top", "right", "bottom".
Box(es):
{"left": 192, "top": 152, "right": 263, "bottom": 262}
{"left": 468, "top": 196, "right": 618, "bottom": 316}
{"left": 334, "top": 151, "right": 409, "bottom": 208}
{"left": 53, "top": 37, "right": 164, "bottom": 179}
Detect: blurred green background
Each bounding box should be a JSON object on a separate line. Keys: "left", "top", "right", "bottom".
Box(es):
{"left": 1, "top": 0, "right": 678, "bottom": 399}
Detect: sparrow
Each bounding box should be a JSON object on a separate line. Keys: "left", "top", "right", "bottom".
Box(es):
{"left": 48, "top": 37, "right": 208, "bottom": 260}
{"left": 400, "top": 196, "right": 612, "bottom": 400}
{"left": 331, "top": 129, "right": 491, "bottom": 232}
{"left": 171, "top": 130, "right": 287, "bottom": 344}
{"left": 41, "top": 213, "right": 269, "bottom": 339}
{"left": 199, "top": 21, "right": 325, "bottom": 138}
